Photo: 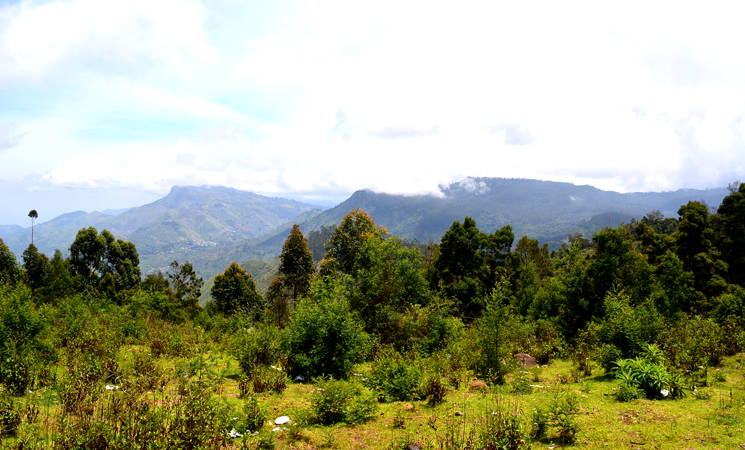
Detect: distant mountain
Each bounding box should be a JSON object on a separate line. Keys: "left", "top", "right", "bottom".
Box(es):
{"left": 0, "top": 178, "right": 731, "bottom": 286}
{"left": 0, "top": 186, "right": 323, "bottom": 278}
{"left": 291, "top": 178, "right": 730, "bottom": 249}
{"left": 0, "top": 225, "right": 23, "bottom": 239}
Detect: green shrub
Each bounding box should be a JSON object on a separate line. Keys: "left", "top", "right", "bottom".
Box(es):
{"left": 421, "top": 374, "right": 448, "bottom": 406}
{"left": 309, "top": 378, "right": 377, "bottom": 425}
{"left": 251, "top": 365, "right": 288, "bottom": 394}
{"left": 472, "top": 301, "right": 509, "bottom": 385}
{"left": 477, "top": 400, "right": 532, "bottom": 450}
{"left": 0, "top": 393, "right": 22, "bottom": 437}
{"left": 242, "top": 394, "right": 266, "bottom": 433}
{"left": 368, "top": 350, "right": 422, "bottom": 402}
{"left": 285, "top": 277, "right": 368, "bottom": 379}
{"left": 233, "top": 323, "right": 283, "bottom": 377}
{"left": 613, "top": 344, "right": 680, "bottom": 400}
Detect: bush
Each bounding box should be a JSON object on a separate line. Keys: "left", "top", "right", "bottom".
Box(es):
{"left": 613, "top": 344, "right": 679, "bottom": 400}
{"left": 250, "top": 365, "right": 288, "bottom": 394}
{"left": 233, "top": 323, "right": 284, "bottom": 377}
{"left": 285, "top": 277, "right": 368, "bottom": 379}
{"left": 309, "top": 378, "right": 377, "bottom": 425}
{"left": 368, "top": 349, "right": 422, "bottom": 402}
{"left": 421, "top": 374, "right": 448, "bottom": 406}
{"left": 472, "top": 299, "right": 509, "bottom": 385}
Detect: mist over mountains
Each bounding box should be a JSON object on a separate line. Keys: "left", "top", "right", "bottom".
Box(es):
{"left": 1, "top": 178, "right": 730, "bottom": 282}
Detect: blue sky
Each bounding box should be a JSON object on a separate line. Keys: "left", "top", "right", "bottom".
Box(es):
{"left": 1, "top": 0, "right": 744, "bottom": 226}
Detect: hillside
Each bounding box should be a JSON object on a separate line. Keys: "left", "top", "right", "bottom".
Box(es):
{"left": 1, "top": 185, "right": 322, "bottom": 278}
{"left": 1, "top": 178, "right": 730, "bottom": 283}
{"left": 292, "top": 177, "right": 730, "bottom": 248}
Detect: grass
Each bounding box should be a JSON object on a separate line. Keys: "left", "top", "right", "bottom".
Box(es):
{"left": 2, "top": 347, "right": 744, "bottom": 449}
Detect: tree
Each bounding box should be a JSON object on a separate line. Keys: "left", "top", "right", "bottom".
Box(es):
{"left": 278, "top": 224, "right": 315, "bottom": 302}
{"left": 716, "top": 182, "right": 745, "bottom": 286}
{"left": 210, "top": 262, "right": 263, "bottom": 317}
{"left": 0, "top": 239, "right": 22, "bottom": 287}
{"left": 68, "top": 227, "right": 141, "bottom": 292}
{"left": 22, "top": 244, "right": 49, "bottom": 293}
{"left": 351, "top": 235, "right": 431, "bottom": 339}
{"left": 36, "top": 250, "right": 74, "bottom": 303}
{"left": 676, "top": 201, "right": 728, "bottom": 310}
{"left": 166, "top": 260, "right": 204, "bottom": 315}
{"left": 28, "top": 210, "right": 38, "bottom": 245}
{"left": 324, "top": 209, "right": 387, "bottom": 276}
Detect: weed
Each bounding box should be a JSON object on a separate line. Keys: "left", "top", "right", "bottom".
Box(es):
{"left": 243, "top": 394, "right": 266, "bottom": 433}
{"left": 310, "top": 378, "right": 377, "bottom": 425}
{"left": 422, "top": 374, "right": 448, "bottom": 406}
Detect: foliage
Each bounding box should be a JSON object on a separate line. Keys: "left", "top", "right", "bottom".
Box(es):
{"left": 367, "top": 349, "right": 422, "bottom": 402}
{"left": 324, "top": 208, "right": 387, "bottom": 276}
{"left": 284, "top": 276, "right": 368, "bottom": 379}
{"left": 68, "top": 227, "right": 141, "bottom": 293}
{"left": 471, "top": 281, "right": 511, "bottom": 385}
{"left": 210, "top": 262, "right": 263, "bottom": 318}
{"left": 0, "top": 239, "right": 22, "bottom": 287}
{"left": 278, "top": 224, "right": 315, "bottom": 302}
{"left": 309, "top": 378, "right": 377, "bottom": 425}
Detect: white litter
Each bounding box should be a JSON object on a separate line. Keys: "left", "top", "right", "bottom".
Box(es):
{"left": 105, "top": 385, "right": 119, "bottom": 390}
{"left": 274, "top": 416, "right": 290, "bottom": 425}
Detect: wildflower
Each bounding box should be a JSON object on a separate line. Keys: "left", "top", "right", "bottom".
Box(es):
{"left": 228, "top": 428, "right": 243, "bottom": 438}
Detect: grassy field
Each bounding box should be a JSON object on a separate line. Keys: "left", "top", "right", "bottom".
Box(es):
{"left": 4, "top": 342, "right": 742, "bottom": 449}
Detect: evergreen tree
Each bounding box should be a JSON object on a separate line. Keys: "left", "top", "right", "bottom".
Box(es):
{"left": 167, "top": 260, "right": 204, "bottom": 315}
{"left": 278, "top": 224, "right": 315, "bottom": 302}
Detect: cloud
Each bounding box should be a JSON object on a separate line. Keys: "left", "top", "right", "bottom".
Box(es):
{"left": 0, "top": 122, "right": 24, "bottom": 150}
{"left": 488, "top": 124, "right": 535, "bottom": 146}
{"left": 367, "top": 125, "right": 440, "bottom": 140}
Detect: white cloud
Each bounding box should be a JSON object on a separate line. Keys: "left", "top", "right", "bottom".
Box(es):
{"left": 0, "top": 0, "right": 744, "bottom": 217}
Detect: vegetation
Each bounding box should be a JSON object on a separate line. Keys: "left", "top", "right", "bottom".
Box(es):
{"left": 0, "top": 182, "right": 744, "bottom": 448}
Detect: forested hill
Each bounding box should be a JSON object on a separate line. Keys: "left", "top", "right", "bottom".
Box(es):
{"left": 293, "top": 178, "right": 730, "bottom": 249}
{"left": 1, "top": 185, "right": 323, "bottom": 275}
{"left": 0, "top": 178, "right": 730, "bottom": 281}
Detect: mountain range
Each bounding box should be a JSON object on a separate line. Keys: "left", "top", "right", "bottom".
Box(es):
{"left": 0, "top": 178, "right": 730, "bottom": 286}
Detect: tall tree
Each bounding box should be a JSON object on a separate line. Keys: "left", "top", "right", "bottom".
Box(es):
{"left": 278, "top": 224, "right": 315, "bottom": 302}
{"left": 28, "top": 210, "right": 38, "bottom": 245}
{"left": 0, "top": 238, "right": 22, "bottom": 287}
{"left": 676, "top": 201, "right": 728, "bottom": 310}
{"left": 716, "top": 182, "right": 745, "bottom": 286}
{"left": 167, "top": 260, "right": 204, "bottom": 314}
{"left": 22, "top": 244, "right": 49, "bottom": 293}
{"left": 210, "top": 262, "right": 263, "bottom": 317}
{"left": 324, "top": 209, "right": 387, "bottom": 276}
{"left": 68, "top": 227, "right": 141, "bottom": 291}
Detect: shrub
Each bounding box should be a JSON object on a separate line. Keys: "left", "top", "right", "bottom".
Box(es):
{"left": 0, "top": 393, "right": 22, "bottom": 437}
{"left": 233, "top": 323, "right": 283, "bottom": 377}
{"left": 243, "top": 394, "right": 266, "bottom": 433}
{"left": 368, "top": 349, "right": 422, "bottom": 402}
{"left": 472, "top": 300, "right": 509, "bottom": 385}
{"left": 309, "top": 378, "right": 377, "bottom": 425}
{"left": 422, "top": 374, "right": 448, "bottom": 406}
{"left": 285, "top": 277, "right": 368, "bottom": 379}
{"left": 613, "top": 344, "right": 680, "bottom": 400}
{"left": 477, "top": 400, "right": 532, "bottom": 450}
{"left": 251, "top": 365, "right": 288, "bottom": 394}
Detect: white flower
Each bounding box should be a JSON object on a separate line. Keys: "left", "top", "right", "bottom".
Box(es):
{"left": 228, "top": 428, "right": 243, "bottom": 438}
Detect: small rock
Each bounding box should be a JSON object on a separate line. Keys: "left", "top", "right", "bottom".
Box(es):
{"left": 274, "top": 416, "right": 290, "bottom": 425}
{"left": 294, "top": 375, "right": 305, "bottom": 382}
{"left": 469, "top": 380, "right": 488, "bottom": 392}
{"left": 454, "top": 411, "right": 464, "bottom": 416}
{"left": 403, "top": 404, "right": 414, "bottom": 411}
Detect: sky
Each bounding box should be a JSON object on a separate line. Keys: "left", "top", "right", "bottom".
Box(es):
{"left": 1, "top": 1, "right": 744, "bottom": 226}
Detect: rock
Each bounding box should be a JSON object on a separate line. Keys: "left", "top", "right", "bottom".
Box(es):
{"left": 294, "top": 375, "right": 305, "bottom": 382}
{"left": 514, "top": 353, "right": 537, "bottom": 367}
{"left": 454, "top": 411, "right": 464, "bottom": 416}
{"left": 403, "top": 404, "right": 414, "bottom": 411}
{"left": 469, "top": 380, "right": 488, "bottom": 392}
{"left": 274, "top": 416, "right": 290, "bottom": 425}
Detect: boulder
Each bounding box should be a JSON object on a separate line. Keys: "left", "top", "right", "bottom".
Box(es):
{"left": 515, "top": 353, "right": 537, "bottom": 368}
